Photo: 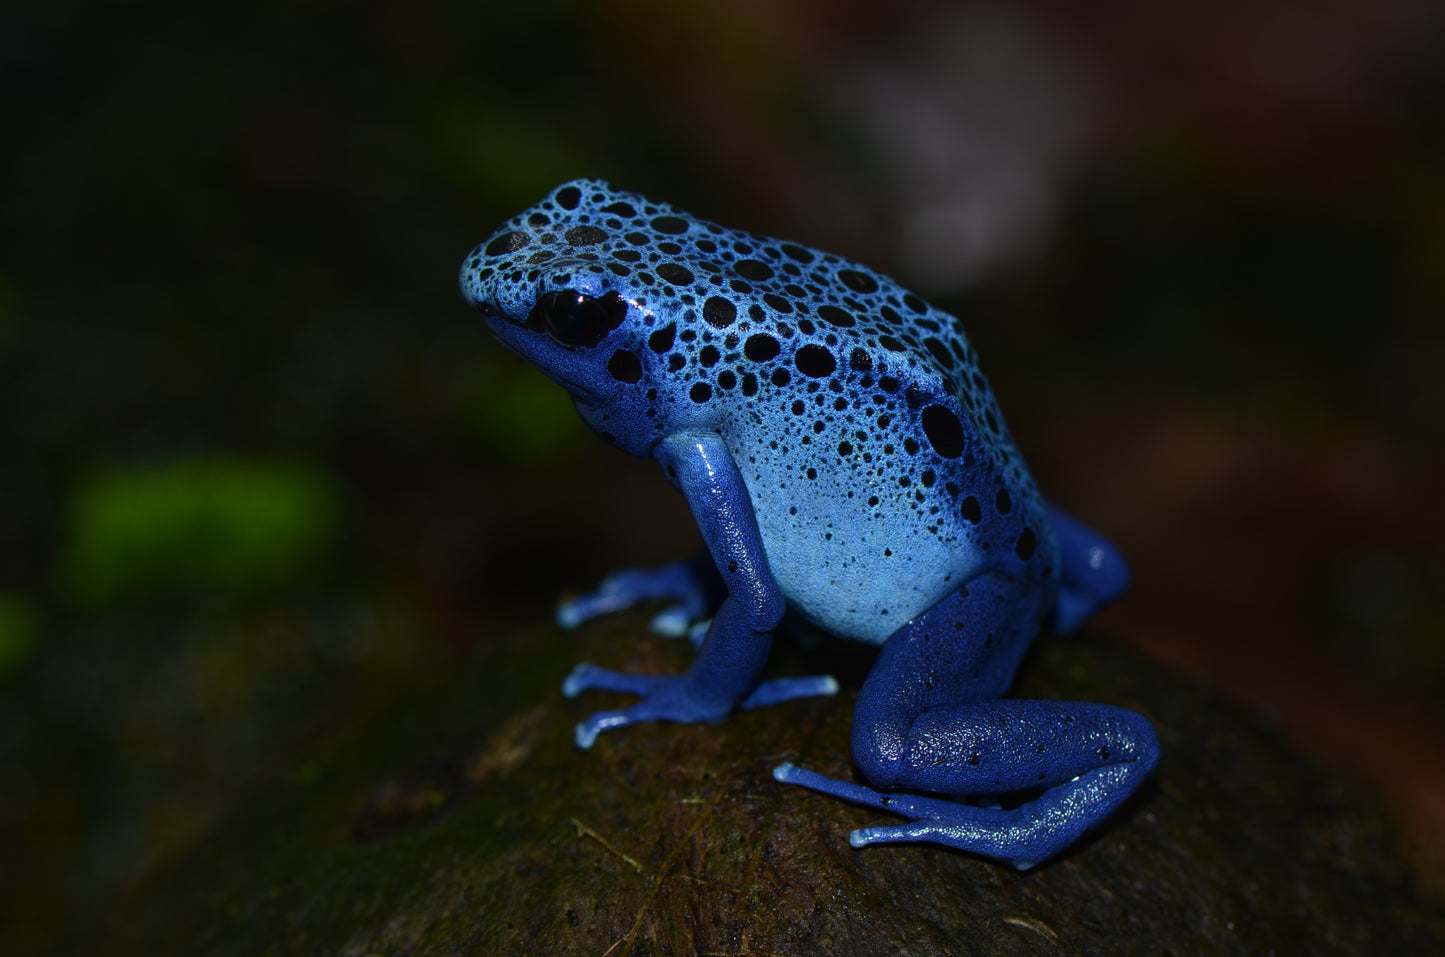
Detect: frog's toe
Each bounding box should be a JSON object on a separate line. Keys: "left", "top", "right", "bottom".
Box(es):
{"left": 556, "top": 593, "right": 622, "bottom": 629}
{"left": 849, "top": 822, "right": 934, "bottom": 848}
{"left": 574, "top": 710, "right": 633, "bottom": 749}
{"left": 648, "top": 605, "right": 694, "bottom": 638}
{"left": 740, "top": 675, "right": 838, "bottom": 710}
{"left": 561, "top": 662, "right": 657, "bottom": 698}
{"left": 558, "top": 563, "right": 715, "bottom": 630}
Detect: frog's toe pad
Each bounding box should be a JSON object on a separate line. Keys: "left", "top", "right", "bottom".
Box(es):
{"left": 649, "top": 606, "right": 693, "bottom": 637}
{"left": 574, "top": 711, "right": 632, "bottom": 749}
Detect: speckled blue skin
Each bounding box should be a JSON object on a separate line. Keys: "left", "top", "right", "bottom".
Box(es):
{"left": 460, "top": 179, "right": 1159, "bottom": 868}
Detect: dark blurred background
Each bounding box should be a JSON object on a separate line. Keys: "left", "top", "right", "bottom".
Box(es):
{"left": 2, "top": 0, "right": 1442, "bottom": 950}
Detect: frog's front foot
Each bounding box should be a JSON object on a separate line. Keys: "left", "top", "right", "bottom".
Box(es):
{"left": 556, "top": 560, "right": 717, "bottom": 640}
{"left": 564, "top": 663, "right": 837, "bottom": 748}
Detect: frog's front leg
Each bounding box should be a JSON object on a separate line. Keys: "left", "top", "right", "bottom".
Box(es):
{"left": 564, "top": 431, "right": 837, "bottom": 748}
{"left": 776, "top": 572, "right": 1159, "bottom": 868}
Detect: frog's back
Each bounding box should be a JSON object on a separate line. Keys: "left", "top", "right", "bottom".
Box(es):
{"left": 463, "top": 180, "right": 1056, "bottom": 643}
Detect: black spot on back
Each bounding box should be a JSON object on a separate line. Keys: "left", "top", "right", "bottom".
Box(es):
{"left": 736, "top": 260, "right": 774, "bottom": 281}
{"left": 703, "top": 296, "right": 737, "bottom": 328}
{"left": 657, "top": 263, "right": 694, "bottom": 285}
{"left": 795, "top": 344, "right": 836, "bottom": 378}
{"left": 817, "top": 305, "right": 855, "bottom": 328}
{"left": 485, "top": 231, "right": 529, "bottom": 256}
{"left": 838, "top": 269, "right": 879, "bottom": 293}
{"left": 921, "top": 405, "right": 965, "bottom": 458}
{"left": 923, "top": 337, "right": 954, "bottom": 370}
{"left": 565, "top": 225, "right": 607, "bottom": 246}
{"left": 744, "top": 334, "right": 780, "bottom": 362}
{"left": 652, "top": 216, "right": 688, "bottom": 235}
{"left": 555, "top": 186, "right": 582, "bottom": 210}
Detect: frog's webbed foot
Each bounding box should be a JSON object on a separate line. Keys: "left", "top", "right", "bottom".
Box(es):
{"left": 557, "top": 558, "right": 720, "bottom": 642}
{"left": 564, "top": 663, "right": 837, "bottom": 749}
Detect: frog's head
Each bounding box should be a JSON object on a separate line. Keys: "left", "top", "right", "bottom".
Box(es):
{"left": 459, "top": 179, "right": 676, "bottom": 454}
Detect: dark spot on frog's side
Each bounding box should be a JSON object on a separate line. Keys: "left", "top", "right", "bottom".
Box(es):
{"left": 649, "top": 323, "right": 676, "bottom": 353}
{"left": 921, "top": 405, "right": 965, "bottom": 458}
{"left": 960, "top": 496, "right": 982, "bottom": 523}
{"left": 1015, "top": 528, "right": 1037, "bottom": 561}
{"left": 608, "top": 350, "right": 642, "bottom": 383}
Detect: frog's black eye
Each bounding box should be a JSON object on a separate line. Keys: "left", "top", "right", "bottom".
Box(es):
{"left": 529, "top": 288, "right": 628, "bottom": 348}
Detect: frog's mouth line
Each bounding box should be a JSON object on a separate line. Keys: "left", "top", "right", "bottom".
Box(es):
{"left": 483, "top": 318, "right": 611, "bottom": 405}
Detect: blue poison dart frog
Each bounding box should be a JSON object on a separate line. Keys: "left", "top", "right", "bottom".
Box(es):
{"left": 459, "top": 179, "right": 1159, "bottom": 869}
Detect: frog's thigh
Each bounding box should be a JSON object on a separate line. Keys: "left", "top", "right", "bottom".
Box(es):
{"left": 849, "top": 572, "right": 1155, "bottom": 798}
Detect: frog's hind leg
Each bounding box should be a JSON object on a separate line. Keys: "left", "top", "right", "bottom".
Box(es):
{"left": 775, "top": 572, "right": 1158, "bottom": 868}
{"left": 1044, "top": 501, "right": 1130, "bottom": 634}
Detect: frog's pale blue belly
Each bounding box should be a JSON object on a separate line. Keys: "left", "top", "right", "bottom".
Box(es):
{"left": 745, "top": 471, "right": 980, "bottom": 646}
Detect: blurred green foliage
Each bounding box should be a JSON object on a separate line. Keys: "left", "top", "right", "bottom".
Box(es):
{"left": 58, "top": 457, "right": 341, "bottom": 608}
{"left": 0, "top": 593, "right": 36, "bottom": 678}
{"left": 468, "top": 371, "right": 585, "bottom": 463}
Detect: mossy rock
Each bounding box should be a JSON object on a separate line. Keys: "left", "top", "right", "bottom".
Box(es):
{"left": 100, "top": 614, "right": 1441, "bottom": 955}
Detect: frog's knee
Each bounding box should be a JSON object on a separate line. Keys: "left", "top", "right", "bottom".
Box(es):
{"left": 849, "top": 711, "right": 908, "bottom": 790}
